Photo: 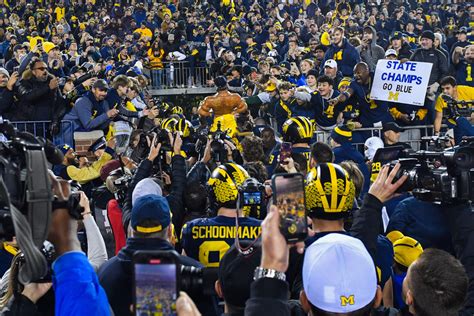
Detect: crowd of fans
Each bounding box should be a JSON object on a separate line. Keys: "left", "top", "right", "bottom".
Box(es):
{"left": 0, "top": 0, "right": 473, "bottom": 316}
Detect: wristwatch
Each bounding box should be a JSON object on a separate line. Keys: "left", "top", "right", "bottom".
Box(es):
{"left": 253, "top": 267, "right": 286, "bottom": 281}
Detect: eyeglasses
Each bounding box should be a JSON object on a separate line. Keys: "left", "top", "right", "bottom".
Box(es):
{"left": 33, "top": 67, "right": 47, "bottom": 71}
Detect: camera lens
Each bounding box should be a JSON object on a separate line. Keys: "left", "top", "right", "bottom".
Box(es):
{"left": 454, "top": 147, "right": 474, "bottom": 170}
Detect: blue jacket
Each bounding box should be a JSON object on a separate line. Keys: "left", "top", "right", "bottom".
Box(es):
{"left": 63, "top": 91, "right": 110, "bottom": 132}
{"left": 386, "top": 196, "right": 453, "bottom": 253}
{"left": 333, "top": 143, "right": 370, "bottom": 195}
{"left": 322, "top": 38, "right": 360, "bottom": 77}
{"left": 53, "top": 252, "right": 110, "bottom": 315}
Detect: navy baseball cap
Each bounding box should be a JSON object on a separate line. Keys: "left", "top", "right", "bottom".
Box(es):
{"left": 88, "top": 136, "right": 106, "bottom": 153}
{"left": 57, "top": 144, "right": 73, "bottom": 155}
{"left": 131, "top": 195, "right": 171, "bottom": 233}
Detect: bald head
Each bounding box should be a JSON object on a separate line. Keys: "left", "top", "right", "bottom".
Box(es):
{"left": 354, "top": 62, "right": 370, "bottom": 85}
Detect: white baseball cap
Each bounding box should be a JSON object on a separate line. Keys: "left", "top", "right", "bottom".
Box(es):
{"left": 324, "top": 59, "right": 338, "bottom": 69}
{"left": 303, "top": 233, "right": 378, "bottom": 313}
{"left": 385, "top": 49, "right": 398, "bottom": 57}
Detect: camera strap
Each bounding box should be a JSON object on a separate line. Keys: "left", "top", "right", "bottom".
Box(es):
{"left": 25, "top": 149, "right": 53, "bottom": 248}
{"left": 234, "top": 199, "right": 261, "bottom": 257}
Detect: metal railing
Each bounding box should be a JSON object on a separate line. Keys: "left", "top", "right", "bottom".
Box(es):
{"left": 12, "top": 120, "right": 74, "bottom": 146}
{"left": 148, "top": 61, "right": 214, "bottom": 89}
{"left": 313, "top": 125, "right": 439, "bottom": 152}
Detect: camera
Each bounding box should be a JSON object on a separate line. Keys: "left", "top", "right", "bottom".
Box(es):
{"left": 180, "top": 265, "right": 218, "bottom": 297}
{"left": 441, "top": 94, "right": 474, "bottom": 118}
{"left": 209, "top": 122, "right": 232, "bottom": 163}
{"left": 388, "top": 137, "right": 474, "bottom": 204}
{"left": 111, "top": 170, "right": 132, "bottom": 204}
{"left": 238, "top": 178, "right": 266, "bottom": 219}
{"left": 0, "top": 118, "right": 63, "bottom": 283}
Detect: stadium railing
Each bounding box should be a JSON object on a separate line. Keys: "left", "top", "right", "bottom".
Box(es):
{"left": 148, "top": 61, "right": 214, "bottom": 89}
{"left": 314, "top": 125, "right": 436, "bottom": 152}
{"left": 12, "top": 120, "right": 74, "bottom": 146}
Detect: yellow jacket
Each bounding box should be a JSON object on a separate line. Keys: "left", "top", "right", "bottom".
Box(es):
{"left": 435, "top": 85, "right": 474, "bottom": 112}
{"left": 134, "top": 27, "right": 153, "bottom": 39}
{"left": 66, "top": 149, "right": 113, "bottom": 184}
{"left": 147, "top": 48, "right": 165, "bottom": 69}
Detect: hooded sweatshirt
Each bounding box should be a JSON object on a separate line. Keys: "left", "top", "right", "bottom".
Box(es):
{"left": 357, "top": 26, "right": 386, "bottom": 72}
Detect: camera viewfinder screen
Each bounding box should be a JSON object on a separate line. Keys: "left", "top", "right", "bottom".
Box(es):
{"left": 243, "top": 192, "right": 261, "bottom": 205}
{"left": 274, "top": 175, "right": 307, "bottom": 238}
{"left": 135, "top": 263, "right": 177, "bottom": 316}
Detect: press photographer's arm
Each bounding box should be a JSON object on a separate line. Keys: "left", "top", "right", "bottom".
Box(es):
{"left": 47, "top": 178, "right": 110, "bottom": 315}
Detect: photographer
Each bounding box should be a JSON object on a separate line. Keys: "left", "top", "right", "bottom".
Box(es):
{"left": 78, "top": 192, "right": 108, "bottom": 272}
{"left": 434, "top": 76, "right": 474, "bottom": 141}
{"left": 47, "top": 178, "right": 111, "bottom": 315}
{"left": 121, "top": 133, "right": 186, "bottom": 232}
{"left": 99, "top": 194, "right": 201, "bottom": 316}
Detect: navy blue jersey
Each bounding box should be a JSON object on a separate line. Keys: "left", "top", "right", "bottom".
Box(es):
{"left": 349, "top": 79, "right": 392, "bottom": 127}
{"left": 181, "top": 216, "right": 261, "bottom": 267}
{"left": 455, "top": 60, "right": 474, "bottom": 87}
{"left": 309, "top": 90, "right": 344, "bottom": 128}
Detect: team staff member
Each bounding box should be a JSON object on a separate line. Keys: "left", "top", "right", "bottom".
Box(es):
{"left": 434, "top": 76, "right": 474, "bottom": 141}
{"left": 181, "top": 163, "right": 261, "bottom": 267}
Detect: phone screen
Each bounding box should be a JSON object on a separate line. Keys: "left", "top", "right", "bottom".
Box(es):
{"left": 272, "top": 173, "right": 307, "bottom": 242}
{"left": 242, "top": 191, "right": 262, "bottom": 205}
{"left": 279, "top": 142, "right": 292, "bottom": 164}
{"left": 134, "top": 261, "right": 178, "bottom": 316}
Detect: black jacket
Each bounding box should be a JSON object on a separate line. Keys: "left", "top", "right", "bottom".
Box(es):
{"left": 410, "top": 47, "right": 448, "bottom": 85}
{"left": 98, "top": 238, "right": 201, "bottom": 316}
{"left": 14, "top": 72, "right": 62, "bottom": 121}
{"left": 122, "top": 155, "right": 186, "bottom": 232}
{"left": 0, "top": 87, "right": 14, "bottom": 117}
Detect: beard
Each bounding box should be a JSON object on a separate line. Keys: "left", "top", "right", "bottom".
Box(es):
{"left": 67, "top": 157, "right": 79, "bottom": 167}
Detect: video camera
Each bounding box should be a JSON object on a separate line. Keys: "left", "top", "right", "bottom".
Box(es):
{"left": 441, "top": 95, "right": 474, "bottom": 118}
{"left": 388, "top": 137, "right": 474, "bottom": 204}
{"left": 0, "top": 119, "right": 62, "bottom": 283}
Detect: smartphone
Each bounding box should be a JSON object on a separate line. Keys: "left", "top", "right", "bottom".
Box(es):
{"left": 279, "top": 142, "right": 292, "bottom": 165}
{"left": 272, "top": 173, "right": 307, "bottom": 242}
{"left": 13, "top": 66, "right": 19, "bottom": 72}
{"left": 133, "top": 251, "right": 179, "bottom": 316}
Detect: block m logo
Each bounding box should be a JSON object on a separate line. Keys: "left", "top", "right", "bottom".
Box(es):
{"left": 388, "top": 91, "right": 399, "bottom": 101}
{"left": 340, "top": 295, "right": 355, "bottom": 306}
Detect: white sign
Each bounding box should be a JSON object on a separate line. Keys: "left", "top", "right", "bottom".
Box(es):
{"left": 370, "top": 60, "right": 433, "bottom": 106}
